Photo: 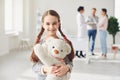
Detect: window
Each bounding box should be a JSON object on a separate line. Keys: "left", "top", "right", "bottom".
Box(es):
{"left": 5, "top": 0, "right": 13, "bottom": 32}
{"left": 115, "top": 0, "right": 120, "bottom": 26}
{"left": 4, "top": 0, "right": 23, "bottom": 34}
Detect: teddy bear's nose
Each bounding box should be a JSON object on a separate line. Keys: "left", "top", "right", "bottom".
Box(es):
{"left": 54, "top": 50, "right": 59, "bottom": 54}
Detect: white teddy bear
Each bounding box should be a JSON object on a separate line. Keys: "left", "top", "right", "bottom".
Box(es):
{"left": 34, "top": 37, "right": 71, "bottom": 80}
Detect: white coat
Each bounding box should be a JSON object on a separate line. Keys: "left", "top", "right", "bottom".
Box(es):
{"left": 76, "top": 13, "right": 87, "bottom": 38}
{"left": 75, "top": 13, "right": 88, "bottom": 51}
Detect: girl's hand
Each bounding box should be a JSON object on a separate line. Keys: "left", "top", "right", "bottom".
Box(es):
{"left": 55, "top": 57, "right": 65, "bottom": 64}
{"left": 43, "top": 65, "right": 58, "bottom": 74}
{"left": 53, "top": 64, "right": 70, "bottom": 77}
{"left": 43, "top": 59, "right": 69, "bottom": 76}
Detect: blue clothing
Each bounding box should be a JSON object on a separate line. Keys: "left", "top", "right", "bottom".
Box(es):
{"left": 99, "top": 30, "right": 107, "bottom": 54}
{"left": 88, "top": 29, "right": 97, "bottom": 53}
{"left": 98, "top": 15, "right": 108, "bottom": 55}
{"left": 86, "top": 15, "right": 98, "bottom": 53}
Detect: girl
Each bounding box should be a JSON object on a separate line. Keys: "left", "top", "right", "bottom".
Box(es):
{"left": 97, "top": 8, "right": 108, "bottom": 59}
{"left": 30, "top": 10, "right": 74, "bottom": 80}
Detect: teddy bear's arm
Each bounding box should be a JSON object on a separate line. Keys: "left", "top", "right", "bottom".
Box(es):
{"left": 34, "top": 44, "right": 60, "bottom": 66}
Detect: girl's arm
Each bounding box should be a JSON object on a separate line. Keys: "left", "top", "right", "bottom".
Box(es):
{"left": 32, "top": 61, "right": 52, "bottom": 76}
{"left": 86, "top": 16, "right": 98, "bottom": 25}
{"left": 64, "top": 56, "right": 73, "bottom": 72}
{"left": 97, "top": 17, "right": 106, "bottom": 28}
{"left": 52, "top": 56, "right": 73, "bottom": 77}
{"left": 32, "top": 61, "right": 46, "bottom": 75}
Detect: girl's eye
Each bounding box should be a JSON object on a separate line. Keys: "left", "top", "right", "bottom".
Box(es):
{"left": 46, "top": 23, "right": 50, "bottom": 25}
{"left": 61, "top": 50, "right": 63, "bottom": 52}
{"left": 52, "top": 46, "right": 55, "bottom": 48}
{"left": 53, "top": 22, "right": 57, "bottom": 25}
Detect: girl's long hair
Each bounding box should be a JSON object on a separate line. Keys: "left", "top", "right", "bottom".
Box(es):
{"left": 30, "top": 10, "right": 74, "bottom": 63}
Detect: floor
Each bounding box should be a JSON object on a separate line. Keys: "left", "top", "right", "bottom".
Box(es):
{"left": 0, "top": 48, "right": 120, "bottom": 80}
{"left": 0, "top": 49, "right": 32, "bottom": 80}
{"left": 70, "top": 56, "right": 120, "bottom": 80}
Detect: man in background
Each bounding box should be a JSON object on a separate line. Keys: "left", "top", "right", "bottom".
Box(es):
{"left": 86, "top": 8, "right": 98, "bottom": 55}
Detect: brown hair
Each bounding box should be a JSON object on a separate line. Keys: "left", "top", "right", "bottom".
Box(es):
{"left": 92, "top": 8, "right": 96, "bottom": 11}
{"left": 30, "top": 10, "right": 74, "bottom": 62}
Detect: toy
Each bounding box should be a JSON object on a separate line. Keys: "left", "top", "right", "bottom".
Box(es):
{"left": 34, "top": 37, "right": 71, "bottom": 80}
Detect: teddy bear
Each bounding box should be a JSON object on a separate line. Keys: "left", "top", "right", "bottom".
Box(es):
{"left": 33, "top": 37, "right": 71, "bottom": 80}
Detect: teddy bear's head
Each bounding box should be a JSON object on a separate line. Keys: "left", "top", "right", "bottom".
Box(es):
{"left": 45, "top": 38, "right": 71, "bottom": 59}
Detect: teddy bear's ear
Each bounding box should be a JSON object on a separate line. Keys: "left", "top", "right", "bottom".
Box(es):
{"left": 66, "top": 43, "right": 71, "bottom": 54}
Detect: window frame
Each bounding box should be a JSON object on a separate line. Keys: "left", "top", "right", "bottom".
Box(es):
{"left": 4, "top": 0, "right": 23, "bottom": 35}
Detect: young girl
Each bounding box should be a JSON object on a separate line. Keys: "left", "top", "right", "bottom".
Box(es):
{"left": 30, "top": 10, "right": 74, "bottom": 80}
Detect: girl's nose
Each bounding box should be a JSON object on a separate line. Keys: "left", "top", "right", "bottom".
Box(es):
{"left": 49, "top": 25, "right": 54, "bottom": 28}
{"left": 54, "top": 49, "right": 59, "bottom": 54}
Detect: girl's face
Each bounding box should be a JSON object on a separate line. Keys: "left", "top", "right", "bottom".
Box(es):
{"left": 42, "top": 15, "right": 60, "bottom": 36}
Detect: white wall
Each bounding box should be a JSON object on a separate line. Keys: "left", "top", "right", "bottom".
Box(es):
{"left": 29, "top": 0, "right": 116, "bottom": 49}
{"left": 7, "top": 0, "right": 31, "bottom": 51}
{"left": 0, "top": 0, "right": 31, "bottom": 56}
{"left": 31, "top": 0, "right": 114, "bottom": 34}
{"left": 0, "top": 0, "right": 9, "bottom": 56}
{"left": 0, "top": 0, "right": 119, "bottom": 56}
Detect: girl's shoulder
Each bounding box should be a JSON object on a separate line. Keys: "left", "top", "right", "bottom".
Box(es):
{"left": 39, "top": 39, "right": 45, "bottom": 44}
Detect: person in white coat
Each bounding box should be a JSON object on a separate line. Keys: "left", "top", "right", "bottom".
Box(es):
{"left": 76, "top": 6, "right": 88, "bottom": 58}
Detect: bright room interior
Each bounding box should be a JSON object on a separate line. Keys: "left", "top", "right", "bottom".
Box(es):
{"left": 0, "top": 0, "right": 120, "bottom": 80}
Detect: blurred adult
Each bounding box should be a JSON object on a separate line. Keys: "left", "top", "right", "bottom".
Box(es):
{"left": 97, "top": 8, "right": 108, "bottom": 59}
{"left": 76, "top": 6, "right": 88, "bottom": 58}
{"left": 86, "top": 8, "right": 98, "bottom": 55}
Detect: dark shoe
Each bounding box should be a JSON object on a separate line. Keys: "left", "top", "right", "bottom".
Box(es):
{"left": 101, "top": 54, "right": 107, "bottom": 59}
{"left": 80, "top": 51, "right": 86, "bottom": 58}
{"left": 76, "top": 51, "right": 81, "bottom": 58}
{"left": 103, "top": 54, "right": 107, "bottom": 58}
{"left": 92, "top": 53, "right": 95, "bottom": 56}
